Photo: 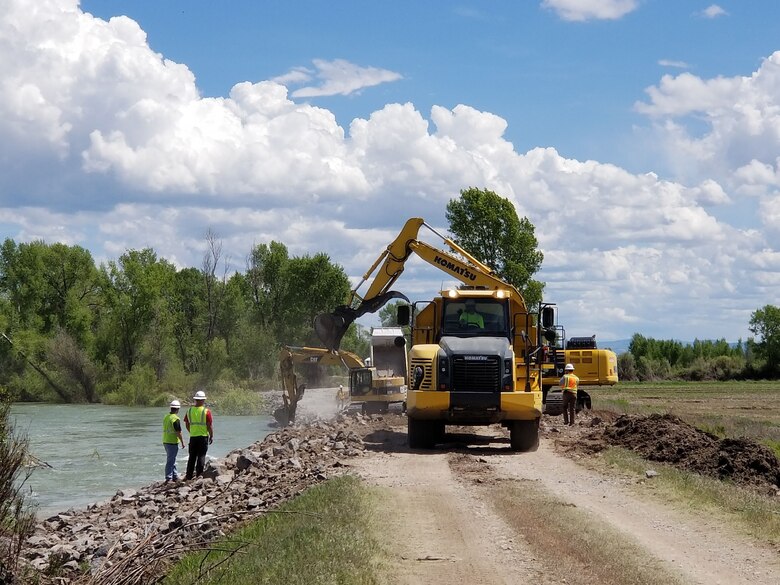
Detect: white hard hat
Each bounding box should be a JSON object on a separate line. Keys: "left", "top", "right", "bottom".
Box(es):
{"left": 193, "top": 390, "right": 207, "bottom": 400}
{"left": 564, "top": 363, "right": 575, "bottom": 371}
{"left": 170, "top": 400, "right": 181, "bottom": 408}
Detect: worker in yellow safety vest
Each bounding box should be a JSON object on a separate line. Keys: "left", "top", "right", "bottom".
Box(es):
{"left": 184, "top": 390, "right": 214, "bottom": 480}
{"left": 163, "top": 400, "right": 186, "bottom": 483}
{"left": 336, "top": 384, "right": 349, "bottom": 409}
{"left": 459, "top": 299, "right": 484, "bottom": 329}
{"left": 560, "top": 363, "right": 579, "bottom": 426}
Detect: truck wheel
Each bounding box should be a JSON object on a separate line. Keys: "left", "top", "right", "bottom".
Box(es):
{"left": 408, "top": 417, "right": 436, "bottom": 449}
{"left": 510, "top": 419, "right": 539, "bottom": 452}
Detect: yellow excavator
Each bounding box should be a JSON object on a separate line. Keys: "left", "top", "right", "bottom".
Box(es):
{"left": 276, "top": 338, "right": 407, "bottom": 425}
{"left": 314, "top": 217, "right": 548, "bottom": 451}
{"left": 537, "top": 306, "right": 619, "bottom": 416}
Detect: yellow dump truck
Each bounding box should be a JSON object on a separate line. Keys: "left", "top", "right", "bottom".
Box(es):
{"left": 315, "top": 217, "right": 546, "bottom": 451}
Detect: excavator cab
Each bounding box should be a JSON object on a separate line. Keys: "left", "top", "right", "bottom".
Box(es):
{"left": 350, "top": 368, "right": 373, "bottom": 396}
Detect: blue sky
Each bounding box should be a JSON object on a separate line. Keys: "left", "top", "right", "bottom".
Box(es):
{"left": 2, "top": 0, "right": 780, "bottom": 343}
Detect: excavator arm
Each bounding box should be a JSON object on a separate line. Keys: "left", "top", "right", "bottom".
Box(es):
{"left": 315, "top": 217, "right": 528, "bottom": 350}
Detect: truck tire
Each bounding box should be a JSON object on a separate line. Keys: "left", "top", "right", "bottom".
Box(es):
{"left": 408, "top": 417, "right": 437, "bottom": 449}
{"left": 510, "top": 419, "right": 539, "bottom": 452}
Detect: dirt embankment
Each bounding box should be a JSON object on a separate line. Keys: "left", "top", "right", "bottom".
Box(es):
{"left": 18, "top": 414, "right": 375, "bottom": 584}
{"left": 557, "top": 412, "right": 780, "bottom": 494}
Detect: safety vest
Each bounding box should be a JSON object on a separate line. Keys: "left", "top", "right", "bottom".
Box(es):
{"left": 561, "top": 374, "right": 579, "bottom": 393}
{"left": 162, "top": 413, "right": 180, "bottom": 444}
{"left": 460, "top": 311, "right": 483, "bottom": 328}
{"left": 188, "top": 406, "right": 209, "bottom": 437}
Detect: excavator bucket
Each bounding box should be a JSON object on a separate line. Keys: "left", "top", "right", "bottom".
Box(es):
{"left": 314, "top": 306, "right": 356, "bottom": 352}
{"left": 314, "top": 291, "right": 409, "bottom": 351}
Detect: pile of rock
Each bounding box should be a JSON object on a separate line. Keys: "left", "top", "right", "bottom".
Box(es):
{"left": 20, "top": 414, "right": 371, "bottom": 584}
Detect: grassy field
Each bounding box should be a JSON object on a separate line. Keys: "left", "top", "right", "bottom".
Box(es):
{"left": 164, "top": 475, "right": 386, "bottom": 585}
{"left": 592, "top": 380, "right": 780, "bottom": 452}
{"left": 583, "top": 380, "right": 780, "bottom": 547}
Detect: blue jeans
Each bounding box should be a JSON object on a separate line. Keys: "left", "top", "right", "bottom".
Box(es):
{"left": 164, "top": 443, "right": 180, "bottom": 480}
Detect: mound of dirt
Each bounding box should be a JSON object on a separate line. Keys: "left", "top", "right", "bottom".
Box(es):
{"left": 605, "top": 413, "right": 780, "bottom": 492}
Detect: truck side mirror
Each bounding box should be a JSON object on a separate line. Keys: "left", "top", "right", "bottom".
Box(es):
{"left": 542, "top": 306, "right": 555, "bottom": 329}
{"left": 397, "top": 304, "right": 410, "bottom": 326}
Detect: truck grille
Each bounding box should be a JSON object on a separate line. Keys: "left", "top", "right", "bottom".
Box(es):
{"left": 452, "top": 356, "right": 500, "bottom": 393}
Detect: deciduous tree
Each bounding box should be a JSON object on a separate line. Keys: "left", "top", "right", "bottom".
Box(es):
{"left": 748, "top": 304, "right": 780, "bottom": 375}
{"left": 446, "top": 187, "right": 544, "bottom": 307}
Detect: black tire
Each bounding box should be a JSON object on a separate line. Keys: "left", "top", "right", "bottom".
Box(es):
{"left": 510, "top": 419, "right": 540, "bottom": 452}
{"left": 408, "top": 417, "right": 437, "bottom": 449}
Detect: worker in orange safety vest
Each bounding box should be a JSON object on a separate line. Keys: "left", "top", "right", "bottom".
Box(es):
{"left": 559, "top": 363, "right": 579, "bottom": 426}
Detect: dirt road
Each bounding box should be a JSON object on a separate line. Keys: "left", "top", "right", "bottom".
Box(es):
{"left": 351, "top": 416, "right": 780, "bottom": 585}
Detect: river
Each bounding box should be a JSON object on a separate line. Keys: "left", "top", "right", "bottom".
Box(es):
{"left": 9, "top": 403, "right": 276, "bottom": 518}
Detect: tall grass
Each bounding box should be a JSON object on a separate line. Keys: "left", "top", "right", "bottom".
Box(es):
{"left": 0, "top": 393, "right": 37, "bottom": 581}
{"left": 163, "top": 475, "right": 385, "bottom": 585}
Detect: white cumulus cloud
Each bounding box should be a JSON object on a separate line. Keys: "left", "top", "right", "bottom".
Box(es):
{"left": 281, "top": 59, "right": 403, "bottom": 98}
{"left": 541, "top": 0, "right": 639, "bottom": 22}
{"left": 0, "top": 0, "right": 777, "bottom": 342}
{"left": 700, "top": 5, "right": 728, "bottom": 19}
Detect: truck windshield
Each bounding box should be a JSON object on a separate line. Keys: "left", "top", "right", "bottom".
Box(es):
{"left": 442, "top": 299, "right": 507, "bottom": 335}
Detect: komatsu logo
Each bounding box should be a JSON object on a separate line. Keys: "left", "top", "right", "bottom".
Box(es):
{"left": 464, "top": 355, "right": 488, "bottom": 361}
{"left": 433, "top": 255, "right": 477, "bottom": 281}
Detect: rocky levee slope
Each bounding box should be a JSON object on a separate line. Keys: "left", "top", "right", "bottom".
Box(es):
{"left": 20, "top": 414, "right": 372, "bottom": 584}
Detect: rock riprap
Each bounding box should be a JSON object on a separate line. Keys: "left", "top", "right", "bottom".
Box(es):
{"left": 21, "top": 414, "right": 371, "bottom": 583}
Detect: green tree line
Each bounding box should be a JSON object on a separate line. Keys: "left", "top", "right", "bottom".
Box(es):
{"left": 0, "top": 236, "right": 368, "bottom": 406}
{"left": 618, "top": 305, "right": 780, "bottom": 381}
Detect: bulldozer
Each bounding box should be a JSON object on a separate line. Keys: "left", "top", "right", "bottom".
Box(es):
{"left": 314, "top": 217, "right": 549, "bottom": 451}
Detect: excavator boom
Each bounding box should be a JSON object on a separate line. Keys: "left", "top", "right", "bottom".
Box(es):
{"left": 315, "top": 217, "right": 527, "bottom": 350}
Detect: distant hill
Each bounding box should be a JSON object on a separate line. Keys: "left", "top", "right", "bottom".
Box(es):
{"left": 595, "top": 339, "right": 741, "bottom": 355}
{"left": 598, "top": 339, "right": 631, "bottom": 354}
